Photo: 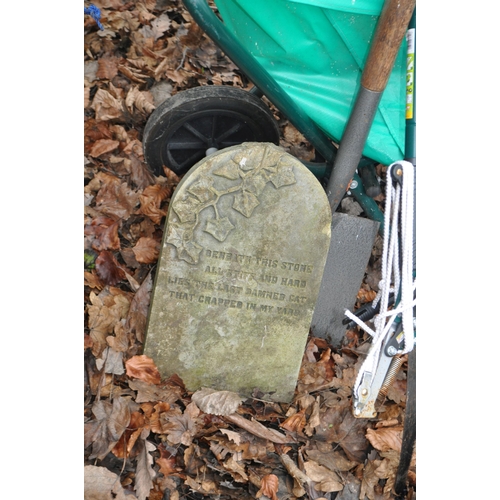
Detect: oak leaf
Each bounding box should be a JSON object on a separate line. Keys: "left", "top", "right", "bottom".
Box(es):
{"left": 255, "top": 473, "right": 279, "bottom": 500}
{"left": 191, "top": 388, "right": 244, "bottom": 416}
{"left": 126, "top": 355, "right": 161, "bottom": 385}
{"left": 132, "top": 237, "right": 159, "bottom": 264}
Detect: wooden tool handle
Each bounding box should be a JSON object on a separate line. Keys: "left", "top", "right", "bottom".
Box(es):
{"left": 361, "top": 0, "right": 416, "bottom": 93}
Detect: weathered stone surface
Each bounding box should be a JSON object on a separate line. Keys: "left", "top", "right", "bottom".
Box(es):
{"left": 144, "top": 143, "right": 331, "bottom": 402}
{"left": 311, "top": 213, "right": 379, "bottom": 347}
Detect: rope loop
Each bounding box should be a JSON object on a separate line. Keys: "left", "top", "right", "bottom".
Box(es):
{"left": 349, "top": 160, "right": 416, "bottom": 391}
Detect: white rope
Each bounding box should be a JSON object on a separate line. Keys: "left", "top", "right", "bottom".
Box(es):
{"left": 348, "top": 160, "right": 416, "bottom": 391}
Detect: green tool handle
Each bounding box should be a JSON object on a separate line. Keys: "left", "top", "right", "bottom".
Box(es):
{"left": 394, "top": 10, "right": 416, "bottom": 498}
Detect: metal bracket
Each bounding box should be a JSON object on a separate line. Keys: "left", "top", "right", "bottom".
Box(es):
{"left": 353, "top": 322, "right": 405, "bottom": 418}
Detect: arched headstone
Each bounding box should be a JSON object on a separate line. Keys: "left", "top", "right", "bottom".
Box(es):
{"left": 144, "top": 143, "right": 331, "bottom": 402}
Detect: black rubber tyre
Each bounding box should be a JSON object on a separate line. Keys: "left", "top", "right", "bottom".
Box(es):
{"left": 142, "top": 86, "right": 281, "bottom": 176}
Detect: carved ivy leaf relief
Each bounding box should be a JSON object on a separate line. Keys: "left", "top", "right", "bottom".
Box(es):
{"left": 188, "top": 175, "right": 217, "bottom": 203}
{"left": 166, "top": 223, "right": 203, "bottom": 264}
{"left": 270, "top": 160, "right": 296, "bottom": 188}
{"left": 232, "top": 191, "right": 260, "bottom": 218}
{"left": 213, "top": 162, "right": 241, "bottom": 180}
{"left": 177, "top": 240, "right": 204, "bottom": 264}
{"left": 204, "top": 217, "right": 235, "bottom": 242}
{"left": 241, "top": 173, "right": 267, "bottom": 197}
{"left": 232, "top": 150, "right": 263, "bottom": 172}
{"left": 173, "top": 195, "right": 201, "bottom": 223}
{"left": 166, "top": 223, "right": 187, "bottom": 250}
{"left": 166, "top": 145, "right": 297, "bottom": 264}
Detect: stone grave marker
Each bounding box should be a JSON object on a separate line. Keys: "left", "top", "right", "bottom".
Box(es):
{"left": 144, "top": 143, "right": 331, "bottom": 402}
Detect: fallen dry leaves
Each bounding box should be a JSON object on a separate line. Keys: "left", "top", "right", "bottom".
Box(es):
{"left": 84, "top": 2, "right": 414, "bottom": 499}
{"left": 126, "top": 355, "right": 162, "bottom": 385}
{"left": 256, "top": 474, "right": 280, "bottom": 500}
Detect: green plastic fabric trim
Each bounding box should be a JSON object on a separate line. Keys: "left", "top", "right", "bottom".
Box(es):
{"left": 288, "top": 0, "right": 385, "bottom": 16}
{"left": 214, "top": 0, "right": 407, "bottom": 165}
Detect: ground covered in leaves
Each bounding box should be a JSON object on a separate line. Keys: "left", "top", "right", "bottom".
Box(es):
{"left": 84, "top": 1, "right": 415, "bottom": 499}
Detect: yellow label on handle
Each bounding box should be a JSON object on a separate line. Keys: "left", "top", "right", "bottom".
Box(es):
{"left": 406, "top": 28, "right": 415, "bottom": 120}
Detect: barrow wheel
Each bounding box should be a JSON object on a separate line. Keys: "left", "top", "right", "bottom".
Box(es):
{"left": 142, "top": 86, "right": 281, "bottom": 176}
